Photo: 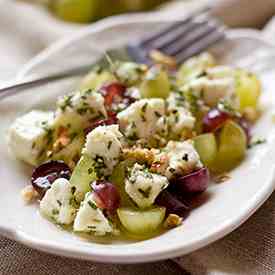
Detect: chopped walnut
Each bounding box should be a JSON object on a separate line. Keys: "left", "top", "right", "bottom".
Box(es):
{"left": 21, "top": 185, "right": 39, "bottom": 204}
{"left": 149, "top": 49, "right": 177, "bottom": 69}
{"left": 150, "top": 154, "right": 169, "bottom": 175}
{"left": 122, "top": 147, "right": 155, "bottom": 165}
{"left": 163, "top": 214, "right": 183, "bottom": 229}
{"left": 213, "top": 173, "right": 231, "bottom": 183}
{"left": 53, "top": 126, "right": 71, "bottom": 152}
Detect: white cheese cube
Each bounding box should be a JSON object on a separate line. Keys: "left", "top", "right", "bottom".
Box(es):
{"left": 8, "top": 110, "right": 54, "bottom": 166}
{"left": 83, "top": 125, "right": 123, "bottom": 175}
{"left": 40, "top": 178, "right": 76, "bottom": 225}
{"left": 117, "top": 98, "right": 165, "bottom": 140}
{"left": 55, "top": 90, "right": 107, "bottom": 131}
{"left": 184, "top": 77, "right": 236, "bottom": 107}
{"left": 73, "top": 192, "right": 113, "bottom": 235}
{"left": 125, "top": 163, "right": 169, "bottom": 209}
{"left": 164, "top": 140, "right": 202, "bottom": 179}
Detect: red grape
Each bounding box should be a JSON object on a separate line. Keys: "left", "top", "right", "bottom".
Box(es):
{"left": 91, "top": 180, "right": 120, "bottom": 214}
{"left": 84, "top": 115, "right": 118, "bottom": 135}
{"left": 171, "top": 167, "right": 209, "bottom": 194}
{"left": 202, "top": 108, "right": 230, "bottom": 133}
{"left": 156, "top": 190, "right": 189, "bottom": 217}
{"left": 31, "top": 160, "right": 71, "bottom": 197}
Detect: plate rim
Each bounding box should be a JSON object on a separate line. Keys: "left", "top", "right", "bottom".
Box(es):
{"left": 2, "top": 12, "right": 275, "bottom": 263}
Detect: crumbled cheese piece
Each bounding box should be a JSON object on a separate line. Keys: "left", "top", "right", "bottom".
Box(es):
{"left": 40, "top": 178, "right": 76, "bottom": 225}
{"left": 117, "top": 98, "right": 165, "bottom": 140}
{"left": 21, "top": 185, "right": 39, "bottom": 204}
{"left": 55, "top": 90, "right": 107, "bottom": 131}
{"left": 125, "top": 163, "right": 169, "bottom": 209}
{"left": 163, "top": 214, "right": 183, "bottom": 229}
{"left": 73, "top": 192, "right": 113, "bottom": 235}
{"left": 183, "top": 77, "right": 236, "bottom": 107}
{"left": 164, "top": 140, "right": 202, "bottom": 179}
{"left": 8, "top": 110, "right": 55, "bottom": 166}
{"left": 206, "top": 66, "right": 234, "bottom": 79}
{"left": 83, "top": 125, "right": 123, "bottom": 175}
{"left": 115, "top": 62, "right": 147, "bottom": 86}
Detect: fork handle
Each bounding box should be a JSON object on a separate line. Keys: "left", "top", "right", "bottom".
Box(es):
{"left": 209, "top": 0, "right": 275, "bottom": 28}
{"left": 0, "top": 64, "right": 94, "bottom": 101}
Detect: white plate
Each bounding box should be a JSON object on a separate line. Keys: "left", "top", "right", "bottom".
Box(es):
{"left": 1, "top": 13, "right": 275, "bottom": 263}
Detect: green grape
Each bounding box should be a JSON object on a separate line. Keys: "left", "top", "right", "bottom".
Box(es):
{"left": 194, "top": 133, "right": 217, "bottom": 169}
{"left": 70, "top": 154, "right": 96, "bottom": 202}
{"left": 51, "top": 0, "right": 100, "bottom": 23}
{"left": 109, "top": 161, "right": 136, "bottom": 207}
{"left": 80, "top": 69, "right": 115, "bottom": 91}
{"left": 235, "top": 69, "right": 261, "bottom": 112}
{"left": 213, "top": 120, "right": 247, "bottom": 173}
{"left": 117, "top": 207, "right": 166, "bottom": 235}
{"left": 140, "top": 66, "right": 170, "bottom": 99}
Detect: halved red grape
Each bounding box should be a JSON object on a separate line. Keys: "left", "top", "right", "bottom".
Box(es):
{"left": 202, "top": 108, "right": 230, "bottom": 133}
{"left": 31, "top": 160, "right": 71, "bottom": 197}
{"left": 84, "top": 115, "right": 118, "bottom": 135}
{"left": 171, "top": 167, "right": 210, "bottom": 194}
{"left": 91, "top": 180, "right": 121, "bottom": 214}
{"left": 156, "top": 190, "right": 189, "bottom": 217}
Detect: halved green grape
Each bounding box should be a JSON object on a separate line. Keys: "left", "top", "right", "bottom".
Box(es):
{"left": 140, "top": 66, "right": 170, "bottom": 99}
{"left": 51, "top": 0, "right": 100, "bottom": 23}
{"left": 70, "top": 154, "right": 96, "bottom": 202}
{"left": 80, "top": 70, "right": 115, "bottom": 91}
{"left": 109, "top": 161, "right": 135, "bottom": 207}
{"left": 213, "top": 120, "right": 247, "bottom": 173}
{"left": 194, "top": 133, "right": 217, "bottom": 168}
{"left": 235, "top": 69, "right": 261, "bottom": 112}
{"left": 51, "top": 134, "right": 85, "bottom": 166}
{"left": 117, "top": 207, "right": 166, "bottom": 235}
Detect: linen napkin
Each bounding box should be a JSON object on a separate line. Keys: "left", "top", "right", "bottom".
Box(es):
{"left": 1, "top": 1, "right": 275, "bottom": 274}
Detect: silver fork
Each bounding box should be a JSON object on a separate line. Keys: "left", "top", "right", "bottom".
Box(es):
{"left": 0, "top": 7, "right": 226, "bottom": 100}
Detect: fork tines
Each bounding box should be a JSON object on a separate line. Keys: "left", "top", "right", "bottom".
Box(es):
{"left": 127, "top": 7, "right": 226, "bottom": 65}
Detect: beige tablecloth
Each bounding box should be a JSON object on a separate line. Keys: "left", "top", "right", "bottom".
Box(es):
{"left": 1, "top": 1, "right": 275, "bottom": 274}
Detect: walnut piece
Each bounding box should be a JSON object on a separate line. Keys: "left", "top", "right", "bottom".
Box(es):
{"left": 163, "top": 214, "right": 183, "bottom": 229}
{"left": 122, "top": 147, "right": 155, "bottom": 165}
{"left": 21, "top": 185, "right": 39, "bottom": 204}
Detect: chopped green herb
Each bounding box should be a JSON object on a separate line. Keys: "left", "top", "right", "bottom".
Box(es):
{"left": 59, "top": 95, "right": 73, "bottom": 112}
{"left": 71, "top": 186, "right": 76, "bottom": 194}
{"left": 52, "top": 209, "right": 59, "bottom": 216}
{"left": 138, "top": 186, "right": 152, "bottom": 198}
{"left": 88, "top": 200, "right": 98, "bottom": 210}
{"left": 182, "top": 153, "right": 189, "bottom": 161}
{"left": 141, "top": 114, "right": 146, "bottom": 122}
{"left": 107, "top": 141, "right": 113, "bottom": 150}
{"left": 154, "top": 111, "right": 162, "bottom": 118}
{"left": 88, "top": 167, "right": 94, "bottom": 175}
{"left": 169, "top": 167, "right": 176, "bottom": 173}
{"left": 141, "top": 102, "right": 148, "bottom": 113}
{"left": 248, "top": 138, "right": 266, "bottom": 149}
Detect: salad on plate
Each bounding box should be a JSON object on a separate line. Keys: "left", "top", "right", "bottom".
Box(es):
{"left": 8, "top": 52, "right": 262, "bottom": 239}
